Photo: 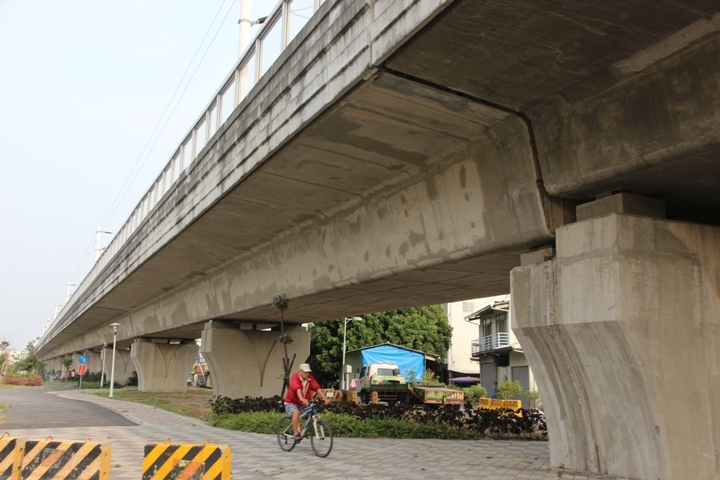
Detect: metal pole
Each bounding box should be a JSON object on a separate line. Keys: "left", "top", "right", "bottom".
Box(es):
{"left": 238, "top": 0, "right": 252, "bottom": 57}
{"left": 109, "top": 323, "right": 120, "bottom": 397}
{"left": 341, "top": 318, "right": 348, "bottom": 390}
{"left": 100, "top": 343, "right": 107, "bottom": 388}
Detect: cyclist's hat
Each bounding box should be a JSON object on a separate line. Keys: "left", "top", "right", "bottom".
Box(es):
{"left": 299, "top": 363, "right": 312, "bottom": 372}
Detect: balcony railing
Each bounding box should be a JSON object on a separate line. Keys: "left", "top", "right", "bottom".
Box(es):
{"left": 471, "top": 333, "right": 510, "bottom": 356}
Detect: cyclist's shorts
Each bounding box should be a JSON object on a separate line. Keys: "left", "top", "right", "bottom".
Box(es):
{"left": 284, "top": 402, "right": 313, "bottom": 417}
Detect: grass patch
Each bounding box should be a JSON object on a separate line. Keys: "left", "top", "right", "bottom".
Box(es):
{"left": 88, "top": 388, "right": 214, "bottom": 422}
{"left": 208, "top": 411, "right": 483, "bottom": 440}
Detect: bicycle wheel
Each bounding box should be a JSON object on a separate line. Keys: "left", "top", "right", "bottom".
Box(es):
{"left": 310, "top": 419, "right": 333, "bottom": 457}
{"left": 277, "top": 416, "right": 297, "bottom": 452}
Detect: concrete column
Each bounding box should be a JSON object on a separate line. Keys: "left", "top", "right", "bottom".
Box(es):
{"left": 86, "top": 351, "right": 102, "bottom": 375}
{"left": 201, "top": 321, "right": 310, "bottom": 398}
{"left": 108, "top": 348, "right": 133, "bottom": 386}
{"left": 130, "top": 339, "right": 197, "bottom": 392}
{"left": 511, "top": 213, "right": 720, "bottom": 480}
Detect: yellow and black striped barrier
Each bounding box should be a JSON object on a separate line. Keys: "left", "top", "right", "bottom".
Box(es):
{"left": 20, "top": 437, "right": 111, "bottom": 480}
{"left": 0, "top": 434, "right": 26, "bottom": 480}
{"left": 142, "top": 441, "right": 231, "bottom": 480}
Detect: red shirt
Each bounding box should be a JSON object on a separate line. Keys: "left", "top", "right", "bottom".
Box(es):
{"left": 284, "top": 371, "right": 321, "bottom": 405}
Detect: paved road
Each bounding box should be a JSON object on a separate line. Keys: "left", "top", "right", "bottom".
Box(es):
{"left": 0, "top": 386, "right": 134, "bottom": 428}
{"left": 1, "top": 389, "right": 631, "bottom": 480}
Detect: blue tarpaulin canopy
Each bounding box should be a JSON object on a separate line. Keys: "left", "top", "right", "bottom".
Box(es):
{"left": 359, "top": 344, "right": 425, "bottom": 382}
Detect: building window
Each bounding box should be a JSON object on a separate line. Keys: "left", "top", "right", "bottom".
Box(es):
{"left": 463, "top": 302, "right": 475, "bottom": 314}
{"left": 496, "top": 312, "right": 508, "bottom": 333}
{"left": 482, "top": 317, "right": 492, "bottom": 337}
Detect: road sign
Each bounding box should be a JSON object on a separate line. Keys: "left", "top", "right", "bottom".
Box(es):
{"left": 77, "top": 364, "right": 87, "bottom": 375}
{"left": 78, "top": 355, "right": 88, "bottom": 364}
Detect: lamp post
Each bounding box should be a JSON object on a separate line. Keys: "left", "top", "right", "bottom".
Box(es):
{"left": 341, "top": 316, "right": 362, "bottom": 390}
{"left": 109, "top": 323, "right": 120, "bottom": 397}
{"left": 100, "top": 343, "right": 107, "bottom": 388}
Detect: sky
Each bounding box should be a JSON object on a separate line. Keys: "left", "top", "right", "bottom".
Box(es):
{"left": 0, "top": 0, "right": 278, "bottom": 351}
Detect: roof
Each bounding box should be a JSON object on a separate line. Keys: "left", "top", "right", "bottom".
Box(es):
{"left": 345, "top": 342, "right": 439, "bottom": 361}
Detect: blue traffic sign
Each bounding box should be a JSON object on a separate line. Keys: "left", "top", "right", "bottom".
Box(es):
{"left": 78, "top": 355, "right": 88, "bottom": 364}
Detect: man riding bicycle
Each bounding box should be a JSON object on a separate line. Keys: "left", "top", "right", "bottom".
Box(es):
{"left": 284, "top": 363, "right": 329, "bottom": 441}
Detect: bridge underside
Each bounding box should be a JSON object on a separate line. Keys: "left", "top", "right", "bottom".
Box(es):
{"left": 38, "top": 2, "right": 720, "bottom": 478}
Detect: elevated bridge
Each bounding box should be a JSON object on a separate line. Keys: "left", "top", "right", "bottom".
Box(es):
{"left": 37, "top": 1, "right": 720, "bottom": 478}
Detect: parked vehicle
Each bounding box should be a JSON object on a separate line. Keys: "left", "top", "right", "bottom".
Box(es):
{"left": 355, "top": 363, "right": 463, "bottom": 406}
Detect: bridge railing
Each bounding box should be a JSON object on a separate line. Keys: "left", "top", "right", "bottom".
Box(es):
{"left": 46, "top": 0, "right": 324, "bottom": 340}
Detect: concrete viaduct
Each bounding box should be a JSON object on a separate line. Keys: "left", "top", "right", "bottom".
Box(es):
{"left": 36, "top": 1, "right": 720, "bottom": 478}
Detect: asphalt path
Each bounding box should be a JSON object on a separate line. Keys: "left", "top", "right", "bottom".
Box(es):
{"left": 0, "top": 386, "right": 135, "bottom": 429}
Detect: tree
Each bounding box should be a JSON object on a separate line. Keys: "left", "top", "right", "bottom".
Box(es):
{"left": 308, "top": 305, "right": 452, "bottom": 386}
{"left": 496, "top": 380, "right": 523, "bottom": 400}
{"left": 0, "top": 339, "right": 10, "bottom": 375}
{"left": 12, "top": 342, "right": 46, "bottom": 376}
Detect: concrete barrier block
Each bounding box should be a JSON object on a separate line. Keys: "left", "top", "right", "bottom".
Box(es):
{"left": 142, "top": 442, "right": 230, "bottom": 480}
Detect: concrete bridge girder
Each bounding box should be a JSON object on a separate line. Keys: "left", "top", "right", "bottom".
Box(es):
{"left": 34, "top": 1, "right": 720, "bottom": 478}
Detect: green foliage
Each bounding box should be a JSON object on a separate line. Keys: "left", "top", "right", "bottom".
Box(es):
{"left": 11, "top": 342, "right": 46, "bottom": 376}
{"left": 210, "top": 395, "right": 283, "bottom": 415}
{"left": 462, "top": 384, "right": 488, "bottom": 405}
{"left": 524, "top": 390, "right": 541, "bottom": 409}
{"left": 126, "top": 371, "right": 138, "bottom": 386}
{"left": 208, "top": 395, "right": 546, "bottom": 440}
{"left": 77, "top": 381, "right": 123, "bottom": 389}
{"left": 3, "top": 373, "right": 43, "bottom": 386}
{"left": 271, "top": 294, "right": 289, "bottom": 312}
{"left": 62, "top": 357, "right": 73, "bottom": 369}
{"left": 308, "top": 305, "right": 452, "bottom": 385}
{"left": 278, "top": 332, "right": 294, "bottom": 345}
{"left": 211, "top": 411, "right": 285, "bottom": 433}
{"left": 496, "top": 380, "right": 524, "bottom": 400}
{"left": 414, "top": 369, "right": 445, "bottom": 387}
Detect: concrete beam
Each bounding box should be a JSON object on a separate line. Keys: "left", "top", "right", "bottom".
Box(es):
{"left": 511, "top": 214, "right": 720, "bottom": 479}
{"left": 528, "top": 19, "right": 720, "bottom": 224}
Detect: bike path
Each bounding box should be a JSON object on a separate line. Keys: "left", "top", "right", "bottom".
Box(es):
{"left": 3, "top": 391, "right": 629, "bottom": 480}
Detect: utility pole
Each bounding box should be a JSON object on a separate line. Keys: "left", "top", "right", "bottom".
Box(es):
{"left": 238, "top": 0, "right": 252, "bottom": 57}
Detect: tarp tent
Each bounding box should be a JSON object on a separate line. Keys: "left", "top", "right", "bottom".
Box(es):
{"left": 346, "top": 343, "right": 426, "bottom": 382}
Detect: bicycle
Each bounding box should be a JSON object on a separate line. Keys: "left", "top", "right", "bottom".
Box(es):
{"left": 277, "top": 402, "right": 334, "bottom": 457}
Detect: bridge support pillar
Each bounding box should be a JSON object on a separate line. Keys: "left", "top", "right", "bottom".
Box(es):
{"left": 130, "top": 339, "right": 197, "bottom": 392}
{"left": 107, "top": 348, "right": 134, "bottom": 386}
{"left": 512, "top": 213, "right": 720, "bottom": 480}
{"left": 85, "top": 350, "right": 102, "bottom": 375}
{"left": 200, "top": 321, "right": 310, "bottom": 399}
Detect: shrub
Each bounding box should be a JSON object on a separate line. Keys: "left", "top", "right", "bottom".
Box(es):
{"left": 3, "top": 373, "right": 43, "bottom": 386}
{"left": 209, "top": 394, "right": 546, "bottom": 440}
{"left": 462, "top": 385, "right": 488, "bottom": 405}
{"left": 524, "top": 390, "right": 541, "bottom": 409}
{"left": 211, "top": 411, "right": 284, "bottom": 433}
{"left": 496, "top": 380, "right": 523, "bottom": 400}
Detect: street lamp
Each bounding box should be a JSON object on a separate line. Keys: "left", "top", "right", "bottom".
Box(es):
{"left": 341, "top": 316, "right": 362, "bottom": 390}
{"left": 109, "top": 323, "right": 120, "bottom": 397}
{"left": 100, "top": 343, "right": 107, "bottom": 388}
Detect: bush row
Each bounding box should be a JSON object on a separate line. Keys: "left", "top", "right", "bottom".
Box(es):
{"left": 3, "top": 373, "right": 43, "bottom": 386}
{"left": 209, "top": 396, "right": 546, "bottom": 440}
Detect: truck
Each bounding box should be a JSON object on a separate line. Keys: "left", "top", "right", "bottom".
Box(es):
{"left": 355, "top": 363, "right": 464, "bottom": 406}
{"left": 356, "top": 363, "right": 408, "bottom": 404}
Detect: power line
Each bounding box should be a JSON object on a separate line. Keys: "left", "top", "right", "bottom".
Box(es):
{"left": 65, "top": 0, "right": 236, "bottom": 287}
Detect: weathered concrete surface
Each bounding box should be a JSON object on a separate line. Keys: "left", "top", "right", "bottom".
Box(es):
{"left": 39, "top": 1, "right": 720, "bottom": 362}
{"left": 200, "top": 322, "right": 310, "bottom": 398}
{"left": 511, "top": 214, "right": 720, "bottom": 479}
{"left": 130, "top": 340, "right": 197, "bottom": 392}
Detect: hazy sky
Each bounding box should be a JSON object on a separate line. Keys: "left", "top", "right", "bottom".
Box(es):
{"left": 0, "top": 0, "right": 276, "bottom": 350}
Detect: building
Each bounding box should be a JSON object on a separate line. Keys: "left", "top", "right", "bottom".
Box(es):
{"left": 445, "top": 295, "right": 538, "bottom": 407}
